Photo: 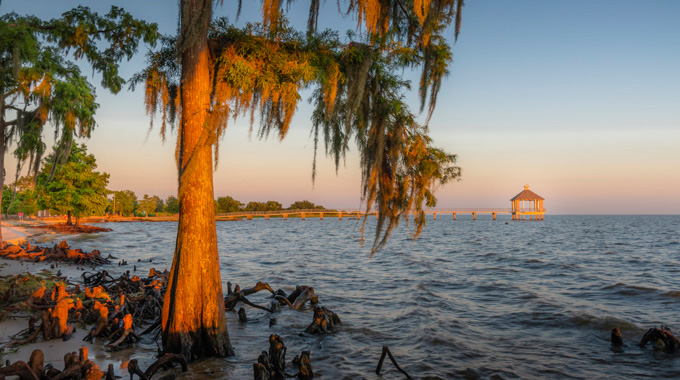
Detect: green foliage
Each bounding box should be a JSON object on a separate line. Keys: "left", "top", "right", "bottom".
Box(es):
{"left": 1, "top": 6, "right": 158, "bottom": 93}
{"left": 288, "top": 200, "right": 323, "bottom": 210}
{"left": 2, "top": 176, "right": 39, "bottom": 215}
{"left": 0, "top": 7, "right": 158, "bottom": 219}
{"left": 265, "top": 200, "right": 283, "bottom": 211}
{"left": 112, "top": 190, "right": 137, "bottom": 216}
{"left": 10, "top": 190, "right": 38, "bottom": 215}
{"left": 155, "top": 197, "right": 165, "bottom": 213}
{"left": 244, "top": 202, "right": 265, "bottom": 212}
{"left": 1, "top": 186, "right": 14, "bottom": 214}
{"left": 165, "top": 195, "right": 179, "bottom": 214}
{"left": 137, "top": 194, "right": 161, "bottom": 216}
{"left": 36, "top": 144, "right": 110, "bottom": 223}
{"left": 216, "top": 196, "right": 242, "bottom": 213}
{"left": 243, "top": 201, "right": 283, "bottom": 212}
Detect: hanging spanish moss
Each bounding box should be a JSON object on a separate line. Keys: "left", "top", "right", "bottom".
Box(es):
{"left": 138, "top": 1, "right": 464, "bottom": 254}
{"left": 311, "top": 41, "right": 460, "bottom": 254}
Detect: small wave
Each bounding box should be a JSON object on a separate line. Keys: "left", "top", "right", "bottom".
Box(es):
{"left": 662, "top": 290, "right": 680, "bottom": 298}
{"left": 566, "top": 313, "right": 642, "bottom": 332}
{"left": 602, "top": 282, "right": 658, "bottom": 296}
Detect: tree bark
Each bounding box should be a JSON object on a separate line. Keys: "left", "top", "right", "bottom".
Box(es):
{"left": 161, "top": 0, "right": 233, "bottom": 360}
{"left": 0, "top": 96, "right": 5, "bottom": 243}
{"left": 66, "top": 211, "right": 72, "bottom": 225}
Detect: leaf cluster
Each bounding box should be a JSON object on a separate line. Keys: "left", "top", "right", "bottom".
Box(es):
{"left": 1, "top": 6, "right": 158, "bottom": 193}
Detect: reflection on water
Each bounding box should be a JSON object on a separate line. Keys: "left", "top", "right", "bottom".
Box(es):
{"left": 55, "top": 215, "right": 680, "bottom": 379}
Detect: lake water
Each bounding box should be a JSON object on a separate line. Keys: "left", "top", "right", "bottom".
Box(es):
{"left": 53, "top": 215, "right": 680, "bottom": 379}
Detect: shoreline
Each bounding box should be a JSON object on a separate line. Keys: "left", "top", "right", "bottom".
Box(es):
{"left": 0, "top": 229, "right": 171, "bottom": 379}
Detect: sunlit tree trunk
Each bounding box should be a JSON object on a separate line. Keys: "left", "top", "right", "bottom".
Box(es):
{"left": 161, "top": 0, "right": 233, "bottom": 360}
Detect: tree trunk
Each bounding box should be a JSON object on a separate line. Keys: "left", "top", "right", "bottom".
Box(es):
{"left": 66, "top": 211, "right": 72, "bottom": 225}
{"left": 161, "top": 0, "right": 233, "bottom": 360}
{"left": 0, "top": 107, "right": 4, "bottom": 243}
{"left": 75, "top": 216, "right": 80, "bottom": 226}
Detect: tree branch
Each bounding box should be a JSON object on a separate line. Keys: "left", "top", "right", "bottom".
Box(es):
{"left": 4, "top": 105, "right": 24, "bottom": 112}
{"left": 1, "top": 119, "right": 18, "bottom": 128}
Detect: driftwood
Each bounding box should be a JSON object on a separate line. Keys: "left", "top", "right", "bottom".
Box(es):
{"left": 0, "top": 360, "right": 40, "bottom": 380}
{"left": 144, "top": 354, "right": 188, "bottom": 379}
{"left": 269, "top": 334, "right": 287, "bottom": 378}
{"left": 274, "top": 286, "right": 315, "bottom": 310}
{"left": 224, "top": 282, "right": 275, "bottom": 311}
{"left": 253, "top": 335, "right": 314, "bottom": 379}
{"left": 7, "top": 264, "right": 337, "bottom": 379}
{"left": 105, "top": 314, "right": 140, "bottom": 351}
{"left": 0, "top": 241, "right": 110, "bottom": 266}
{"left": 611, "top": 327, "right": 623, "bottom": 346}
{"left": 292, "top": 351, "right": 313, "bottom": 379}
{"left": 238, "top": 307, "right": 247, "bottom": 323}
{"left": 0, "top": 347, "right": 105, "bottom": 380}
{"left": 305, "top": 306, "right": 341, "bottom": 334}
{"left": 126, "top": 354, "right": 188, "bottom": 380}
{"left": 639, "top": 326, "right": 680, "bottom": 352}
{"left": 10, "top": 284, "right": 78, "bottom": 345}
{"left": 376, "top": 345, "right": 411, "bottom": 379}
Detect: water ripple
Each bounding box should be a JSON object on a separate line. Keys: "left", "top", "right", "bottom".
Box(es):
{"left": 45, "top": 215, "right": 680, "bottom": 379}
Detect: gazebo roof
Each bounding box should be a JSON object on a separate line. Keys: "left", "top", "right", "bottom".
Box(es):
{"left": 510, "top": 185, "right": 545, "bottom": 201}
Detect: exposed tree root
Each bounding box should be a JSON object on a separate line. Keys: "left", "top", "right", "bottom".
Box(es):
{"left": 639, "top": 326, "right": 680, "bottom": 352}
{"left": 0, "top": 241, "right": 110, "bottom": 266}
{"left": 252, "top": 335, "right": 314, "bottom": 379}
{"left": 376, "top": 345, "right": 411, "bottom": 379}
{"left": 305, "top": 306, "right": 341, "bottom": 334}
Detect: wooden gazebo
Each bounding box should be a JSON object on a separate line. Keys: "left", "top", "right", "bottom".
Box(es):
{"left": 511, "top": 185, "right": 545, "bottom": 221}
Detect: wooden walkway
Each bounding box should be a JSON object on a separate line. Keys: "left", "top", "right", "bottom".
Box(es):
{"left": 217, "top": 208, "right": 514, "bottom": 221}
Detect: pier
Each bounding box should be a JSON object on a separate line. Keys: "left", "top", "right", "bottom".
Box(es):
{"left": 217, "top": 208, "right": 514, "bottom": 221}
{"left": 217, "top": 185, "right": 545, "bottom": 222}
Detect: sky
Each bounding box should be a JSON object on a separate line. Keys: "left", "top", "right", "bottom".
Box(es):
{"left": 2, "top": 0, "right": 679, "bottom": 214}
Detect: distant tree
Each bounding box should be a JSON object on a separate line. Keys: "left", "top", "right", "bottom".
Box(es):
{"left": 155, "top": 197, "right": 165, "bottom": 213}
{"left": 244, "top": 201, "right": 266, "bottom": 212}
{"left": 8, "top": 176, "right": 36, "bottom": 207}
{"left": 1, "top": 186, "right": 13, "bottom": 214}
{"left": 138, "top": 194, "right": 160, "bottom": 216}
{"left": 165, "top": 195, "right": 179, "bottom": 214}
{"left": 112, "top": 190, "right": 137, "bottom": 216}
{"left": 265, "top": 201, "right": 282, "bottom": 211}
{"left": 13, "top": 189, "right": 38, "bottom": 215}
{"left": 36, "top": 144, "right": 110, "bottom": 225}
{"left": 288, "top": 200, "right": 323, "bottom": 210}
{"left": 216, "top": 196, "right": 242, "bottom": 213}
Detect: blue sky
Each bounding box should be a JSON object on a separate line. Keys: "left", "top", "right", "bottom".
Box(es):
{"left": 2, "top": 1, "right": 679, "bottom": 214}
